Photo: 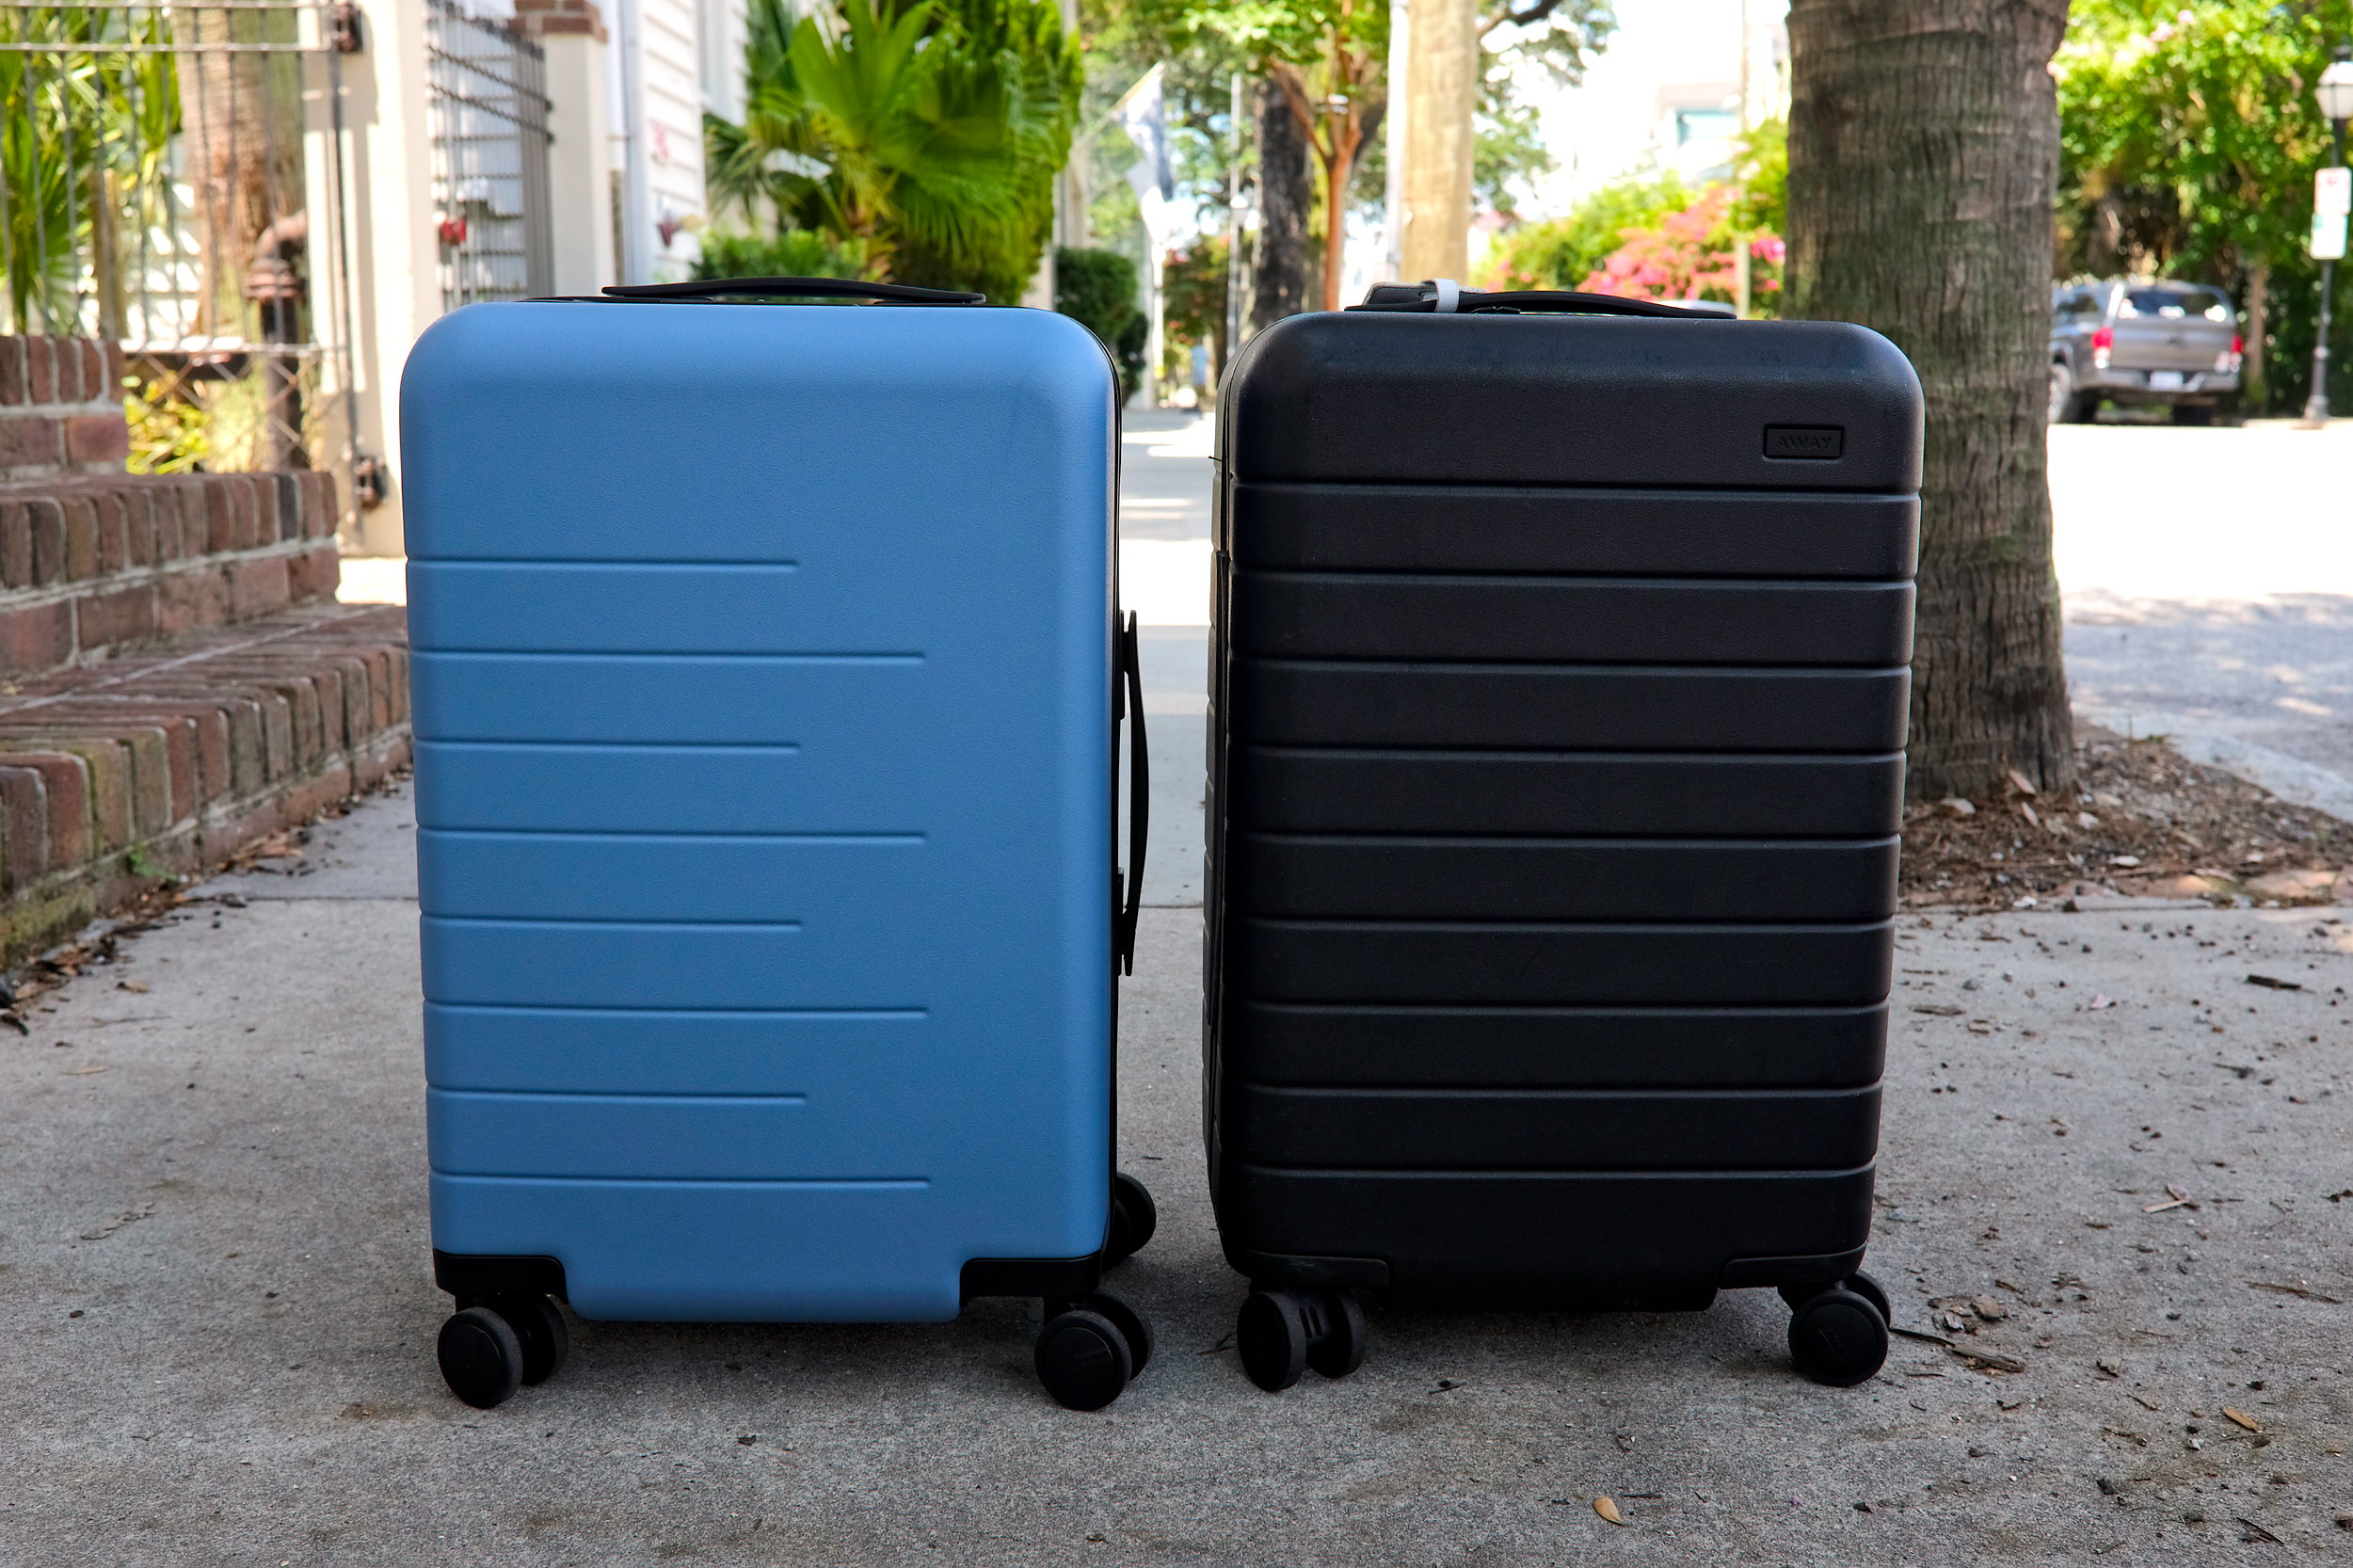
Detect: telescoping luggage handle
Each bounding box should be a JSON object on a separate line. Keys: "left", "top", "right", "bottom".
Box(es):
{"left": 1115, "top": 612, "right": 1146, "bottom": 977}
{"left": 1351, "top": 279, "right": 1736, "bottom": 319}
{"left": 599, "top": 277, "right": 986, "bottom": 305}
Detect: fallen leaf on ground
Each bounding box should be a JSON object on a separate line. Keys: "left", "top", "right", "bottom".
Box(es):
{"left": 1912, "top": 1004, "right": 1964, "bottom": 1016}
{"left": 1891, "top": 1326, "right": 1954, "bottom": 1346}
{"left": 2247, "top": 1280, "right": 2345, "bottom": 1304}
{"left": 2221, "top": 1408, "right": 2263, "bottom": 1432}
{"left": 116, "top": 981, "right": 148, "bottom": 994}
{"left": 2007, "top": 768, "right": 2040, "bottom": 798}
{"left": 2088, "top": 994, "right": 2116, "bottom": 1010}
{"left": 2129, "top": 1393, "right": 2162, "bottom": 1411}
{"left": 2103, "top": 1425, "right": 2149, "bottom": 1446}
{"left": 1593, "top": 1496, "right": 1625, "bottom": 1526}
{"left": 2094, "top": 1359, "right": 2122, "bottom": 1378}
{"left": 2245, "top": 974, "right": 2301, "bottom": 991}
{"left": 2144, "top": 1197, "right": 2192, "bottom": 1213}
{"left": 2237, "top": 1517, "right": 2284, "bottom": 1544}
{"left": 65, "top": 1064, "right": 106, "bottom": 1076}
{"left": 1952, "top": 1347, "right": 2027, "bottom": 1373}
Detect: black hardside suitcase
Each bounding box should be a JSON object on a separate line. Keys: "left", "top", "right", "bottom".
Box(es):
{"left": 1204, "top": 283, "right": 1924, "bottom": 1390}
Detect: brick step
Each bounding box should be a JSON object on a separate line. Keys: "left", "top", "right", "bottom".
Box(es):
{"left": 0, "top": 603, "right": 409, "bottom": 961}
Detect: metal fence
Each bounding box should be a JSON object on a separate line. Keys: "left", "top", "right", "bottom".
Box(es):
{"left": 425, "top": 0, "right": 552, "bottom": 310}
{"left": 0, "top": 0, "right": 358, "bottom": 484}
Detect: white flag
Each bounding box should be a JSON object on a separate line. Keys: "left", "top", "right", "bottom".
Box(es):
{"left": 1116, "top": 64, "right": 1188, "bottom": 245}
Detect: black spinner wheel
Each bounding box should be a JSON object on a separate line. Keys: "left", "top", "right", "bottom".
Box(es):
{"left": 488, "top": 1293, "right": 570, "bottom": 1385}
{"left": 1787, "top": 1287, "right": 1890, "bottom": 1388}
{"left": 1034, "top": 1307, "right": 1136, "bottom": 1412}
{"left": 1236, "top": 1288, "right": 1366, "bottom": 1392}
{"left": 1073, "top": 1291, "right": 1153, "bottom": 1375}
{"left": 1104, "top": 1172, "right": 1158, "bottom": 1266}
{"left": 1839, "top": 1270, "right": 1892, "bottom": 1327}
{"left": 1304, "top": 1289, "right": 1368, "bottom": 1380}
{"left": 438, "top": 1305, "right": 525, "bottom": 1410}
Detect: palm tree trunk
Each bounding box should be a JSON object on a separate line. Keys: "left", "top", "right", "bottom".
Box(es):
{"left": 1251, "top": 75, "right": 1311, "bottom": 330}
{"left": 1785, "top": 0, "right": 2073, "bottom": 800}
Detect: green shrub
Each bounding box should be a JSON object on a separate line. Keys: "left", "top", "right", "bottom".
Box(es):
{"left": 693, "top": 229, "right": 869, "bottom": 282}
{"left": 1055, "top": 247, "right": 1144, "bottom": 401}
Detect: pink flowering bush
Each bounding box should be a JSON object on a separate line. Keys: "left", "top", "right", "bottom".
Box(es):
{"left": 1578, "top": 187, "right": 1784, "bottom": 312}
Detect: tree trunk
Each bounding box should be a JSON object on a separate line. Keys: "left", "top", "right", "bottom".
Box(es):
{"left": 1252, "top": 75, "right": 1312, "bottom": 331}
{"left": 1785, "top": 0, "right": 2073, "bottom": 801}
{"left": 2244, "top": 260, "right": 2268, "bottom": 408}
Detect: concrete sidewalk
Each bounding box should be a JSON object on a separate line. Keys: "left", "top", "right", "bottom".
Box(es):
{"left": 7, "top": 784, "right": 2353, "bottom": 1564}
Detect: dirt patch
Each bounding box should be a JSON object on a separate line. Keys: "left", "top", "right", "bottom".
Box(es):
{"left": 1900, "top": 728, "right": 2353, "bottom": 911}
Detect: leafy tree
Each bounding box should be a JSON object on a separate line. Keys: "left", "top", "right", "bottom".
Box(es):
{"left": 1162, "top": 233, "right": 1229, "bottom": 373}
{"left": 1473, "top": 72, "right": 1554, "bottom": 221}
{"left": 2055, "top": 0, "right": 2353, "bottom": 409}
{"left": 1091, "top": 0, "right": 1611, "bottom": 319}
{"left": 704, "top": 0, "right": 1080, "bottom": 299}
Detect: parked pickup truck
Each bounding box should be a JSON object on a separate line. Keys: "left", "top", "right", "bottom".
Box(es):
{"left": 2050, "top": 280, "right": 2243, "bottom": 424}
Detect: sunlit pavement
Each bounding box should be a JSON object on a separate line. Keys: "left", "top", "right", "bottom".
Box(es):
{"left": 2055, "top": 421, "right": 2353, "bottom": 810}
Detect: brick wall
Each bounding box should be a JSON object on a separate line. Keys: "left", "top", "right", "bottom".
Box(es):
{"left": 0, "top": 336, "right": 342, "bottom": 680}
{"left": 0, "top": 336, "right": 132, "bottom": 480}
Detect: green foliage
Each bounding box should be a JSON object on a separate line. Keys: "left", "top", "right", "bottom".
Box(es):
{"left": 1474, "top": 72, "right": 1554, "bottom": 221}
{"left": 1479, "top": 172, "right": 1691, "bottom": 290}
{"left": 705, "top": 0, "right": 1080, "bottom": 299}
{"left": 693, "top": 227, "right": 871, "bottom": 281}
{"left": 1727, "top": 117, "right": 1785, "bottom": 236}
{"left": 0, "top": 4, "right": 179, "bottom": 333}
{"left": 2056, "top": 0, "right": 2353, "bottom": 410}
{"left": 1054, "top": 246, "right": 1147, "bottom": 398}
{"left": 1162, "top": 234, "right": 1228, "bottom": 366}
{"left": 123, "top": 376, "right": 206, "bottom": 475}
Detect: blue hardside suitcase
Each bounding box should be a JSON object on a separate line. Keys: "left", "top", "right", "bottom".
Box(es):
{"left": 400, "top": 277, "right": 1156, "bottom": 1412}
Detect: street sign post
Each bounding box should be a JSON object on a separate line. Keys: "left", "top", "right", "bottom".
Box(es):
{"left": 2319, "top": 166, "right": 2352, "bottom": 216}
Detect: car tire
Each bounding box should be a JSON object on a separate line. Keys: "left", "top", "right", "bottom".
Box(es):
{"left": 2048, "top": 360, "right": 2090, "bottom": 424}
{"left": 2170, "top": 402, "right": 2215, "bottom": 426}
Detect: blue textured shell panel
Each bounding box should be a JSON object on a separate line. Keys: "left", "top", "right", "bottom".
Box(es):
{"left": 401, "top": 300, "right": 1118, "bottom": 1321}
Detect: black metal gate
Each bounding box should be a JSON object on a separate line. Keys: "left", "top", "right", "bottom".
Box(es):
{"left": 0, "top": 0, "right": 360, "bottom": 491}
{"left": 425, "top": 0, "right": 553, "bottom": 310}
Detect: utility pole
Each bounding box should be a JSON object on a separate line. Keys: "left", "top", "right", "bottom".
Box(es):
{"left": 1383, "top": 0, "right": 1410, "bottom": 280}
{"left": 1224, "top": 72, "right": 1244, "bottom": 380}
{"left": 2303, "top": 46, "right": 2353, "bottom": 425}
{"left": 1397, "top": 0, "right": 1477, "bottom": 283}
{"left": 1733, "top": 0, "right": 1753, "bottom": 318}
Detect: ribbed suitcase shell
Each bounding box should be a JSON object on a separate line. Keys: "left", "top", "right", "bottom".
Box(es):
{"left": 403, "top": 300, "right": 1118, "bottom": 1321}
{"left": 1206, "top": 311, "right": 1923, "bottom": 1308}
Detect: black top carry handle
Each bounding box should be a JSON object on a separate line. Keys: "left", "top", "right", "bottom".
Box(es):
{"left": 1116, "top": 612, "right": 1147, "bottom": 977}
{"left": 1351, "top": 280, "right": 1735, "bottom": 319}
{"left": 600, "top": 277, "right": 985, "bottom": 305}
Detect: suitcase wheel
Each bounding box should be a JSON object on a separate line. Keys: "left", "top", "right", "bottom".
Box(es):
{"left": 1236, "top": 1288, "right": 1366, "bottom": 1393}
{"left": 436, "top": 1293, "right": 569, "bottom": 1409}
{"left": 1785, "top": 1280, "right": 1890, "bottom": 1389}
{"left": 438, "top": 1305, "right": 524, "bottom": 1410}
{"left": 1035, "top": 1292, "right": 1151, "bottom": 1412}
{"left": 1104, "top": 1172, "right": 1158, "bottom": 1267}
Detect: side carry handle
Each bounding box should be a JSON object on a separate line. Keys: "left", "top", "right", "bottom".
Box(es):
{"left": 1116, "top": 611, "right": 1147, "bottom": 977}
{"left": 600, "top": 277, "right": 986, "bottom": 305}
{"left": 1351, "top": 280, "right": 1735, "bottom": 319}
